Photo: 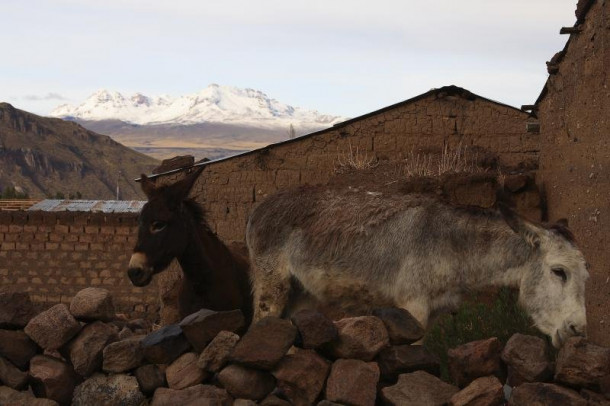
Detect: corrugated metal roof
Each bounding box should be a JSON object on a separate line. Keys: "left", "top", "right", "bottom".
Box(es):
{"left": 28, "top": 200, "right": 146, "bottom": 213}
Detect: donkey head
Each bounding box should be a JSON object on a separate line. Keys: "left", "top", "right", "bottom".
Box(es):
{"left": 128, "top": 168, "right": 203, "bottom": 287}
{"left": 501, "top": 206, "right": 589, "bottom": 348}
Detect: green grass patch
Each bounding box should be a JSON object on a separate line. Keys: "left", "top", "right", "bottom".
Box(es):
{"left": 423, "top": 287, "right": 551, "bottom": 382}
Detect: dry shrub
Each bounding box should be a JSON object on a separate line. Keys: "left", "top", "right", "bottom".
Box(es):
{"left": 402, "top": 143, "right": 487, "bottom": 178}
{"left": 335, "top": 142, "right": 378, "bottom": 173}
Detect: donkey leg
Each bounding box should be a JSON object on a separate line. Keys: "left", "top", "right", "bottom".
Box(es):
{"left": 251, "top": 258, "right": 292, "bottom": 322}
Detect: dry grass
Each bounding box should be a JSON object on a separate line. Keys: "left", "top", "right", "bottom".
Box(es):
{"left": 335, "top": 142, "right": 378, "bottom": 172}
{"left": 402, "top": 143, "right": 487, "bottom": 178}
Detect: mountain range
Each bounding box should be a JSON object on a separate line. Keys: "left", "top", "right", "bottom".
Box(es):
{"left": 49, "top": 85, "right": 346, "bottom": 160}
{"left": 0, "top": 103, "right": 158, "bottom": 200}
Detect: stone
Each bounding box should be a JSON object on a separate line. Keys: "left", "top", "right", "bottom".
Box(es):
{"left": 179, "top": 309, "right": 245, "bottom": 351}
{"left": 24, "top": 304, "right": 82, "bottom": 350}
{"left": 0, "top": 386, "right": 59, "bottom": 406}
{"left": 317, "top": 402, "right": 342, "bottom": 406}
{"left": 381, "top": 370, "right": 460, "bottom": 406}
{"left": 72, "top": 373, "right": 146, "bottom": 406}
{"left": 127, "top": 318, "right": 152, "bottom": 332}
{"left": 30, "top": 355, "right": 77, "bottom": 405}
{"left": 0, "top": 329, "right": 39, "bottom": 370}
{"left": 325, "top": 359, "right": 379, "bottom": 406}
{"left": 69, "top": 287, "right": 115, "bottom": 321}
{"left": 580, "top": 389, "right": 610, "bottom": 405}
{"left": 166, "top": 352, "right": 208, "bottom": 390}
{"left": 376, "top": 344, "right": 441, "bottom": 379}
{"left": 260, "top": 394, "right": 292, "bottom": 406}
{"left": 141, "top": 324, "right": 191, "bottom": 364}
{"left": 290, "top": 309, "right": 338, "bottom": 349}
{"left": 272, "top": 348, "right": 331, "bottom": 405}
{"left": 218, "top": 364, "right": 275, "bottom": 400}
{"left": 151, "top": 384, "right": 232, "bottom": 406}
{"left": 448, "top": 337, "right": 503, "bottom": 387}
{"left": 501, "top": 333, "right": 552, "bottom": 386}
{"left": 0, "top": 291, "right": 35, "bottom": 329}
{"left": 508, "top": 382, "right": 587, "bottom": 406}
{"left": 197, "top": 330, "right": 240, "bottom": 372}
{"left": 600, "top": 374, "right": 610, "bottom": 398}
{"left": 118, "top": 327, "right": 133, "bottom": 340}
{"left": 372, "top": 307, "right": 425, "bottom": 345}
{"left": 102, "top": 336, "right": 144, "bottom": 373}
{"left": 66, "top": 321, "right": 118, "bottom": 377}
{"left": 449, "top": 376, "right": 504, "bottom": 406}
{"left": 555, "top": 337, "right": 610, "bottom": 389}
{"left": 0, "top": 356, "right": 28, "bottom": 390}
{"left": 135, "top": 364, "right": 167, "bottom": 396}
{"left": 327, "top": 316, "right": 389, "bottom": 361}
{"left": 230, "top": 317, "right": 297, "bottom": 370}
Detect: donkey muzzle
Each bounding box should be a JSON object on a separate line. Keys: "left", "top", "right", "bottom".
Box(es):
{"left": 128, "top": 253, "right": 153, "bottom": 287}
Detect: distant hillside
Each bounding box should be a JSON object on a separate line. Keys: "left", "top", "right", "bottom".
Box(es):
{"left": 0, "top": 103, "right": 159, "bottom": 200}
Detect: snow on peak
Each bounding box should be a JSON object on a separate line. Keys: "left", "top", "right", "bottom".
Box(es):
{"left": 49, "top": 85, "right": 346, "bottom": 129}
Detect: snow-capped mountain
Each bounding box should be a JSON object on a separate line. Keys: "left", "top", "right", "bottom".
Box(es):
{"left": 50, "top": 84, "right": 345, "bottom": 129}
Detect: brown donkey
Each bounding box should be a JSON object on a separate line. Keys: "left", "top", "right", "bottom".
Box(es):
{"left": 127, "top": 168, "right": 252, "bottom": 323}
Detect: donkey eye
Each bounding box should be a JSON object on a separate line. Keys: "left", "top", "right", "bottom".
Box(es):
{"left": 150, "top": 221, "right": 167, "bottom": 233}
{"left": 552, "top": 268, "right": 567, "bottom": 283}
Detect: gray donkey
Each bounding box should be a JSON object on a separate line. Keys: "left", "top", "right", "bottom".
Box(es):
{"left": 246, "top": 185, "right": 588, "bottom": 348}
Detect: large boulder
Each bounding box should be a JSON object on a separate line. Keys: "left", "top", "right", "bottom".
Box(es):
{"left": 102, "top": 336, "right": 144, "bottom": 373}
{"left": 0, "top": 329, "right": 38, "bottom": 370}
{"left": 230, "top": 317, "right": 297, "bottom": 370}
{"left": 66, "top": 321, "right": 118, "bottom": 377}
{"left": 448, "top": 337, "right": 504, "bottom": 387}
{"left": 24, "top": 304, "right": 82, "bottom": 350}
{"left": 449, "top": 375, "right": 504, "bottom": 406}
{"left": 508, "top": 382, "right": 587, "bottom": 406}
{"left": 272, "top": 348, "right": 331, "bottom": 405}
{"left": 381, "top": 370, "right": 460, "bottom": 406}
{"left": 325, "top": 359, "right": 379, "bottom": 406}
{"left": 179, "top": 309, "right": 244, "bottom": 352}
{"left": 554, "top": 337, "right": 610, "bottom": 388}
{"left": 372, "top": 308, "right": 425, "bottom": 345}
{"left": 218, "top": 364, "right": 275, "bottom": 401}
{"left": 30, "top": 355, "right": 77, "bottom": 406}
{"left": 327, "top": 316, "right": 389, "bottom": 361}
{"left": 150, "top": 384, "right": 232, "bottom": 406}
{"left": 197, "top": 330, "right": 240, "bottom": 373}
{"left": 501, "top": 333, "right": 552, "bottom": 386}
{"left": 141, "top": 324, "right": 191, "bottom": 364}
{"left": 72, "top": 373, "right": 145, "bottom": 406}
{"left": 291, "top": 309, "right": 338, "bottom": 349}
{"left": 69, "top": 287, "right": 115, "bottom": 322}
{"left": 0, "top": 291, "right": 35, "bottom": 329}
{"left": 166, "top": 352, "right": 208, "bottom": 390}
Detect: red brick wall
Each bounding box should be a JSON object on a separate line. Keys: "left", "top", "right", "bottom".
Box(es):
{"left": 538, "top": 0, "right": 610, "bottom": 345}
{"left": 0, "top": 211, "right": 159, "bottom": 319}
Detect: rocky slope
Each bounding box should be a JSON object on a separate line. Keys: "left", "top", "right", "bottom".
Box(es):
{"left": 0, "top": 103, "right": 158, "bottom": 200}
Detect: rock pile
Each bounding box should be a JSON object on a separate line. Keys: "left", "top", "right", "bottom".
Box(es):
{"left": 1, "top": 289, "right": 609, "bottom": 406}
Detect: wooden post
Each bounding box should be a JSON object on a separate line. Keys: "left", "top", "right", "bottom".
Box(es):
{"left": 560, "top": 26, "right": 582, "bottom": 34}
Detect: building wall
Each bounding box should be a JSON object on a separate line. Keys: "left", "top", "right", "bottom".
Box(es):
{"left": 0, "top": 211, "right": 159, "bottom": 319}
{"left": 161, "top": 88, "right": 537, "bottom": 243}
{"left": 538, "top": 0, "right": 610, "bottom": 345}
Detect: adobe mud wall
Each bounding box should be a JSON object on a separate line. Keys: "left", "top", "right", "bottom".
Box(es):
{"left": 538, "top": 0, "right": 610, "bottom": 346}
{"left": 160, "top": 88, "right": 538, "bottom": 243}
{"left": 0, "top": 211, "right": 159, "bottom": 318}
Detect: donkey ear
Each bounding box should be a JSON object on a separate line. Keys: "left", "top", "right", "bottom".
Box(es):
{"left": 499, "top": 202, "right": 541, "bottom": 249}
{"left": 140, "top": 174, "right": 156, "bottom": 199}
{"left": 167, "top": 166, "right": 204, "bottom": 203}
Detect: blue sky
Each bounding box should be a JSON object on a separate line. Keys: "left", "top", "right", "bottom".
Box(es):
{"left": 1, "top": 0, "right": 578, "bottom": 118}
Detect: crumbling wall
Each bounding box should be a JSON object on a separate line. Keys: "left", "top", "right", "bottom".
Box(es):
{"left": 537, "top": 0, "right": 610, "bottom": 346}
